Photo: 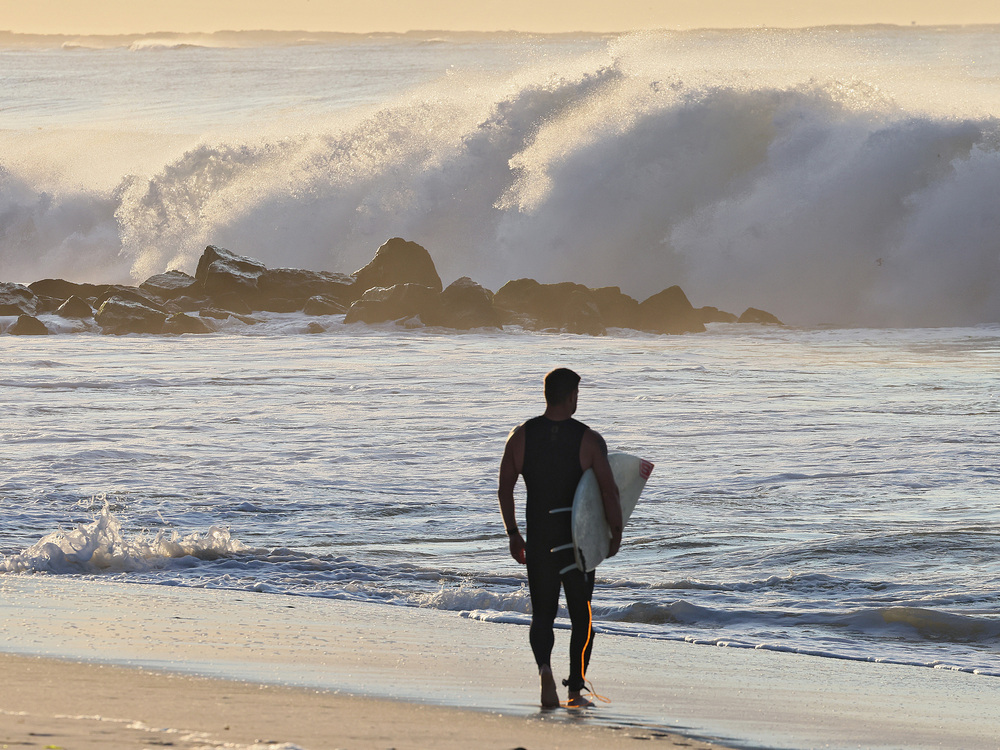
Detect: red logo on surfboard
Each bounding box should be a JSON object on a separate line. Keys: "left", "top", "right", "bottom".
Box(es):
{"left": 639, "top": 460, "right": 654, "bottom": 480}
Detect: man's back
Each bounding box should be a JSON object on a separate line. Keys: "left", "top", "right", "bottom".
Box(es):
{"left": 522, "top": 415, "right": 588, "bottom": 551}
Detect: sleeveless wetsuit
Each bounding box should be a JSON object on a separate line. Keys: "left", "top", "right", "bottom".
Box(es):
{"left": 521, "top": 415, "right": 595, "bottom": 692}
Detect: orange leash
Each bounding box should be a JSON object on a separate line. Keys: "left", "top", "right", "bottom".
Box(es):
{"left": 562, "top": 601, "right": 611, "bottom": 707}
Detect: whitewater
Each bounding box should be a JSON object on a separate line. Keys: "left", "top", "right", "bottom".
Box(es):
{"left": 1, "top": 26, "right": 999, "bottom": 684}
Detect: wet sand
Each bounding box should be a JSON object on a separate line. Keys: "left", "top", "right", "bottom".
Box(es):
{"left": 1, "top": 575, "right": 997, "bottom": 749}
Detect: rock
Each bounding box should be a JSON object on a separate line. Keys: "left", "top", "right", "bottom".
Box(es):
{"left": 589, "top": 287, "right": 641, "bottom": 329}
{"left": 256, "top": 298, "right": 304, "bottom": 313}
{"left": 303, "top": 295, "right": 347, "bottom": 316}
{"left": 163, "top": 313, "right": 215, "bottom": 334}
{"left": 0, "top": 282, "right": 37, "bottom": 316}
{"left": 698, "top": 306, "right": 739, "bottom": 324}
{"left": 428, "top": 277, "right": 502, "bottom": 330}
{"left": 8, "top": 314, "right": 48, "bottom": 335}
{"left": 638, "top": 286, "right": 706, "bottom": 334}
{"left": 563, "top": 290, "right": 606, "bottom": 336}
{"left": 210, "top": 292, "right": 253, "bottom": 315}
{"left": 344, "top": 284, "right": 441, "bottom": 325}
{"left": 93, "top": 285, "right": 166, "bottom": 312}
{"left": 140, "top": 270, "right": 198, "bottom": 300}
{"left": 195, "top": 245, "right": 267, "bottom": 300}
{"left": 55, "top": 296, "right": 94, "bottom": 319}
{"left": 352, "top": 238, "right": 443, "bottom": 295}
{"left": 95, "top": 295, "right": 169, "bottom": 334}
{"left": 168, "top": 295, "right": 211, "bottom": 313}
{"left": 493, "top": 279, "right": 606, "bottom": 334}
{"left": 258, "top": 268, "right": 356, "bottom": 307}
{"left": 306, "top": 322, "right": 326, "bottom": 334}
{"left": 28, "top": 279, "right": 107, "bottom": 301}
{"left": 738, "top": 307, "right": 784, "bottom": 325}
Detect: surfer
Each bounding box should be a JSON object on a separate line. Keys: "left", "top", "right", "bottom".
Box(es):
{"left": 498, "top": 367, "right": 622, "bottom": 708}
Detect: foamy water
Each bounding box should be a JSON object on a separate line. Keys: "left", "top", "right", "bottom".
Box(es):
{"left": 1, "top": 27, "right": 999, "bottom": 326}
{"left": 2, "top": 324, "right": 999, "bottom": 678}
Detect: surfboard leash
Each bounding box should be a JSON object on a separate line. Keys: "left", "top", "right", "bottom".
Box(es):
{"left": 562, "top": 600, "right": 612, "bottom": 707}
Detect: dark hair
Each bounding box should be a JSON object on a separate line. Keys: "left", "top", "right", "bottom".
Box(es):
{"left": 544, "top": 368, "right": 581, "bottom": 406}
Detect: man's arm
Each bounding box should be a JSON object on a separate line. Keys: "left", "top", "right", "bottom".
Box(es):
{"left": 498, "top": 426, "right": 526, "bottom": 564}
{"left": 581, "top": 429, "right": 622, "bottom": 557}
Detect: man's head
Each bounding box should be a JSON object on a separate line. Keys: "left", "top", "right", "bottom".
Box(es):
{"left": 544, "top": 368, "right": 581, "bottom": 408}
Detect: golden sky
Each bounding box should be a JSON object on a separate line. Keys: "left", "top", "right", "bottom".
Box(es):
{"left": 2, "top": 0, "right": 998, "bottom": 35}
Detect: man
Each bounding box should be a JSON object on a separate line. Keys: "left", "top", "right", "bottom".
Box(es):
{"left": 498, "top": 368, "right": 622, "bottom": 708}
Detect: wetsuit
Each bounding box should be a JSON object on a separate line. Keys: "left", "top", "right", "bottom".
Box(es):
{"left": 521, "top": 415, "right": 595, "bottom": 692}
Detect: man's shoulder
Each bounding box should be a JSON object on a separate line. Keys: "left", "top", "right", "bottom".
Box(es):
{"left": 581, "top": 426, "right": 608, "bottom": 452}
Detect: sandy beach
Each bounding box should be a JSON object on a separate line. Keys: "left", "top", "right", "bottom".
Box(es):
{"left": 1, "top": 575, "right": 998, "bottom": 750}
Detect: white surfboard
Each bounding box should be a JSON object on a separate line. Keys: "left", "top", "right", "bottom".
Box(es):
{"left": 571, "top": 452, "right": 654, "bottom": 572}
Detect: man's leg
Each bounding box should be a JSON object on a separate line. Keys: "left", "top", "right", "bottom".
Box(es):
{"left": 562, "top": 568, "right": 596, "bottom": 706}
{"left": 527, "top": 556, "right": 562, "bottom": 708}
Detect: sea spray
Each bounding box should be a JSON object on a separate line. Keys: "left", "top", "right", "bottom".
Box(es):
{"left": 1, "top": 29, "right": 998, "bottom": 326}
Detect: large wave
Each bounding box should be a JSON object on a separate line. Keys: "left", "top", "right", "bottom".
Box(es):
{"left": 2, "top": 31, "right": 998, "bottom": 327}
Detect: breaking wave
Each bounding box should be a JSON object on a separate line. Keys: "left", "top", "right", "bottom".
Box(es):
{"left": 2, "top": 30, "right": 999, "bottom": 327}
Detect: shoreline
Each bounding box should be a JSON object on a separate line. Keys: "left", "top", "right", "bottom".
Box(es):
{"left": 2, "top": 575, "right": 999, "bottom": 749}
{"left": 1, "top": 653, "right": 708, "bottom": 750}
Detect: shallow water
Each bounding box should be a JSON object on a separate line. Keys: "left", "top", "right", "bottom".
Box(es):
{"left": 2, "top": 322, "right": 998, "bottom": 676}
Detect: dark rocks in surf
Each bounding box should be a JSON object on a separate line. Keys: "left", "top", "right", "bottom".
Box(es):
{"left": 8, "top": 314, "right": 49, "bottom": 335}
{"left": 94, "top": 285, "right": 167, "bottom": 312}
{"left": 95, "top": 295, "right": 170, "bottom": 335}
{"left": 493, "top": 279, "right": 626, "bottom": 335}
{"left": 258, "top": 268, "right": 355, "bottom": 307}
{"left": 590, "top": 287, "right": 642, "bottom": 330}
{"left": 3, "top": 236, "right": 784, "bottom": 335}
{"left": 303, "top": 295, "right": 347, "bottom": 316}
{"left": 28, "top": 279, "right": 107, "bottom": 301}
{"left": 352, "top": 237, "right": 443, "bottom": 296}
{"left": 738, "top": 307, "right": 784, "bottom": 326}
{"left": 195, "top": 245, "right": 267, "bottom": 300}
{"left": 345, "top": 283, "right": 442, "bottom": 325}
{"left": 638, "top": 286, "right": 706, "bottom": 335}
{"left": 163, "top": 312, "right": 215, "bottom": 335}
{"left": 0, "top": 282, "right": 38, "bottom": 316}
{"left": 428, "top": 277, "right": 502, "bottom": 330}
{"left": 55, "top": 296, "right": 95, "bottom": 319}
{"left": 698, "top": 306, "right": 739, "bottom": 324}
{"left": 140, "top": 270, "right": 199, "bottom": 300}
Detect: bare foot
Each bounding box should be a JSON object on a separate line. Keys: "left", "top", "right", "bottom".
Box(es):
{"left": 539, "top": 665, "right": 559, "bottom": 708}
{"left": 566, "top": 690, "right": 594, "bottom": 708}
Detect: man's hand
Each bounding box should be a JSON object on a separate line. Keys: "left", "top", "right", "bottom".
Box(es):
{"left": 508, "top": 530, "right": 526, "bottom": 565}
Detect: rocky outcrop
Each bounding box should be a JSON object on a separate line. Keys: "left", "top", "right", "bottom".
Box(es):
{"left": 95, "top": 296, "right": 170, "bottom": 335}
{"left": 163, "top": 312, "right": 215, "bottom": 335}
{"left": 698, "top": 306, "right": 739, "bottom": 324}
{"left": 258, "top": 268, "right": 355, "bottom": 308}
{"left": 0, "top": 282, "right": 37, "bottom": 316}
{"left": 638, "top": 286, "right": 706, "bottom": 335}
{"left": 352, "top": 238, "right": 442, "bottom": 295}
{"left": 345, "top": 284, "right": 441, "bottom": 325}
{"left": 55, "top": 296, "right": 95, "bottom": 319}
{"left": 94, "top": 285, "right": 166, "bottom": 312}
{"left": 8, "top": 314, "right": 48, "bottom": 335}
{"left": 196, "top": 245, "right": 267, "bottom": 300}
{"left": 3, "top": 237, "right": 782, "bottom": 336}
{"left": 590, "top": 287, "right": 641, "bottom": 330}
{"left": 303, "top": 295, "right": 347, "bottom": 316}
{"left": 28, "top": 279, "right": 106, "bottom": 300}
{"left": 140, "top": 270, "right": 198, "bottom": 300}
{"left": 738, "top": 307, "right": 784, "bottom": 325}
{"left": 428, "top": 277, "right": 502, "bottom": 330}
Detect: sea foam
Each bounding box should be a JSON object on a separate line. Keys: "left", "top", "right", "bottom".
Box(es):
{"left": 1, "top": 29, "right": 998, "bottom": 327}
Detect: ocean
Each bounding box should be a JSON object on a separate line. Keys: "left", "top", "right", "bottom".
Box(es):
{"left": 1, "top": 26, "right": 999, "bottom": 685}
